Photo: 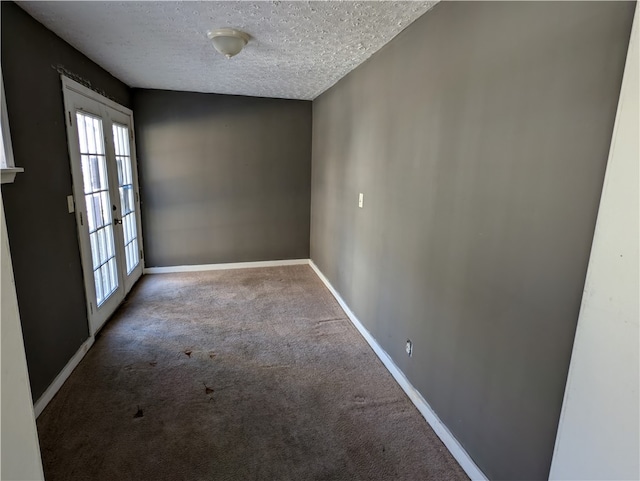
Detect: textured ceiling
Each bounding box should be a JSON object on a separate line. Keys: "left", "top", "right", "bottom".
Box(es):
{"left": 17, "top": 1, "right": 437, "bottom": 100}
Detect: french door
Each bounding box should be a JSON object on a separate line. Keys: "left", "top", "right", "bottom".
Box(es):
{"left": 62, "top": 76, "right": 143, "bottom": 335}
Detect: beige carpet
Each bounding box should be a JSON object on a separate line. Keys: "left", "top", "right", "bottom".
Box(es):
{"left": 37, "top": 265, "right": 468, "bottom": 481}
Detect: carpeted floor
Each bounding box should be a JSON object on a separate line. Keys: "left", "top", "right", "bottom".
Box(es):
{"left": 37, "top": 265, "right": 468, "bottom": 481}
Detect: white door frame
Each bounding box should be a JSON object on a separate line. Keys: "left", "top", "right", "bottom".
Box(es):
{"left": 62, "top": 76, "right": 144, "bottom": 335}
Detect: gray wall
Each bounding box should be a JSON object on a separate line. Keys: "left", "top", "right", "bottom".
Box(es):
{"left": 1, "top": 1, "right": 132, "bottom": 400}
{"left": 310, "top": 2, "right": 635, "bottom": 480}
{"left": 132, "top": 89, "right": 311, "bottom": 267}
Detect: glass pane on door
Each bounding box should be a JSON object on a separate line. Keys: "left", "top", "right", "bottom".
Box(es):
{"left": 113, "top": 123, "right": 139, "bottom": 274}
{"left": 76, "top": 112, "right": 118, "bottom": 306}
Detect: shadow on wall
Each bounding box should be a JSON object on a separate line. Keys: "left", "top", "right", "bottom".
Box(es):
{"left": 309, "top": 1, "right": 635, "bottom": 480}
{"left": 0, "top": 1, "right": 131, "bottom": 401}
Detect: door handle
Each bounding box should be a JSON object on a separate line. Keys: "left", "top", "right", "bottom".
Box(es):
{"left": 113, "top": 218, "right": 123, "bottom": 225}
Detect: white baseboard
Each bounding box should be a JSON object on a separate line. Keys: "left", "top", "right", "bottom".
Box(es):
{"left": 34, "top": 258, "right": 484, "bottom": 479}
{"left": 144, "top": 258, "right": 310, "bottom": 274}
{"left": 34, "top": 336, "right": 94, "bottom": 418}
{"left": 308, "top": 260, "right": 488, "bottom": 481}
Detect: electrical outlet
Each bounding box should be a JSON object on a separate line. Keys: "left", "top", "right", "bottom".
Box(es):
{"left": 406, "top": 339, "right": 413, "bottom": 357}
{"left": 358, "top": 192, "right": 364, "bottom": 208}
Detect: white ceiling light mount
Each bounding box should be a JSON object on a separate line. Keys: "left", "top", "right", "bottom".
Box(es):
{"left": 207, "top": 28, "right": 250, "bottom": 59}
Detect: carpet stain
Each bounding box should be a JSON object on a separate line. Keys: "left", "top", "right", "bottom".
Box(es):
{"left": 36, "top": 266, "right": 469, "bottom": 481}
{"left": 317, "top": 317, "right": 345, "bottom": 324}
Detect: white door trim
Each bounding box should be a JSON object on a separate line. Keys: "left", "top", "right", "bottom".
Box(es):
{"left": 62, "top": 75, "right": 144, "bottom": 335}
{"left": 548, "top": 5, "right": 639, "bottom": 479}
{"left": 61, "top": 76, "right": 131, "bottom": 117}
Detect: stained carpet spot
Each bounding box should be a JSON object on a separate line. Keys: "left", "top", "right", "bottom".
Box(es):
{"left": 36, "top": 266, "right": 469, "bottom": 481}
{"left": 149, "top": 361, "right": 157, "bottom": 367}
{"left": 209, "top": 352, "right": 216, "bottom": 359}
{"left": 317, "top": 317, "right": 344, "bottom": 323}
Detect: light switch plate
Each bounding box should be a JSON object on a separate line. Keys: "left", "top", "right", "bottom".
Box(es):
{"left": 358, "top": 192, "right": 364, "bottom": 208}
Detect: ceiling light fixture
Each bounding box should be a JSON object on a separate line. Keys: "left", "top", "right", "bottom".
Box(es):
{"left": 207, "top": 28, "right": 250, "bottom": 59}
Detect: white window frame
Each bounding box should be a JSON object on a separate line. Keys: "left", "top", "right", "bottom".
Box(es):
{"left": 0, "top": 68, "right": 23, "bottom": 184}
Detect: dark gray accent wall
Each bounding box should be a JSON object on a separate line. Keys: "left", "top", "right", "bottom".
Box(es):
{"left": 132, "top": 89, "right": 312, "bottom": 267}
{"left": 310, "top": 2, "right": 634, "bottom": 480}
{"left": 1, "top": 2, "right": 131, "bottom": 400}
